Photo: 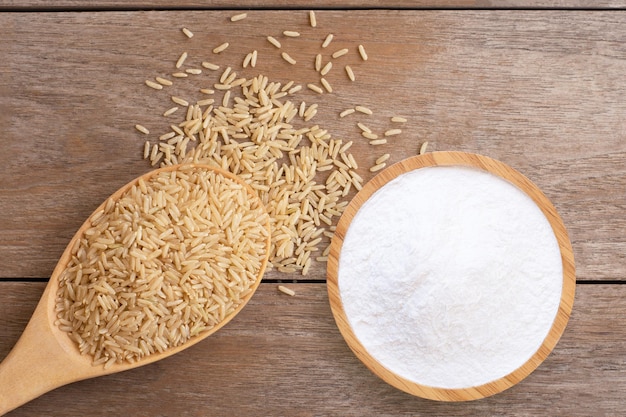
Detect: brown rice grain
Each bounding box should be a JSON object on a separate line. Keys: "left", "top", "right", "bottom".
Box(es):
{"left": 283, "top": 30, "right": 300, "bottom": 37}
{"left": 355, "top": 105, "right": 373, "bottom": 115}
{"left": 370, "top": 162, "right": 386, "bottom": 172}
{"left": 176, "top": 52, "right": 188, "bottom": 69}
{"left": 320, "top": 77, "right": 332, "bottom": 93}
{"left": 331, "top": 48, "right": 349, "bottom": 59}
{"left": 320, "top": 61, "right": 332, "bottom": 76}
{"left": 357, "top": 122, "right": 371, "bottom": 133}
{"left": 159, "top": 131, "right": 176, "bottom": 141}
{"left": 251, "top": 50, "right": 258, "bottom": 67}
{"left": 307, "top": 83, "right": 324, "bottom": 94}
{"left": 362, "top": 131, "right": 378, "bottom": 140}
{"left": 288, "top": 85, "right": 302, "bottom": 94}
{"left": 135, "top": 124, "right": 149, "bottom": 135}
{"left": 309, "top": 10, "right": 317, "bottom": 27}
{"left": 172, "top": 72, "right": 188, "bottom": 78}
{"left": 376, "top": 153, "right": 391, "bottom": 165}
{"left": 182, "top": 28, "right": 194, "bottom": 38}
{"left": 419, "top": 141, "right": 429, "bottom": 155}
{"left": 384, "top": 128, "right": 402, "bottom": 137}
{"left": 196, "top": 98, "right": 215, "bottom": 106}
{"left": 145, "top": 79, "right": 163, "bottom": 90}
{"left": 213, "top": 42, "right": 230, "bottom": 54}
{"left": 143, "top": 141, "right": 150, "bottom": 159}
{"left": 339, "top": 108, "right": 355, "bottom": 118}
{"left": 358, "top": 44, "right": 368, "bottom": 61}
{"left": 220, "top": 67, "right": 233, "bottom": 83}
{"left": 345, "top": 65, "right": 355, "bottom": 81}
{"left": 277, "top": 285, "right": 296, "bottom": 296}
{"left": 185, "top": 68, "right": 202, "bottom": 75}
{"left": 391, "top": 116, "right": 407, "bottom": 123}
{"left": 267, "top": 36, "right": 282, "bottom": 48}
{"left": 322, "top": 33, "right": 333, "bottom": 48}
{"left": 315, "top": 54, "right": 322, "bottom": 72}
{"left": 156, "top": 77, "right": 173, "bottom": 86}
{"left": 202, "top": 62, "right": 220, "bottom": 70}
{"left": 171, "top": 96, "right": 189, "bottom": 107}
{"left": 281, "top": 52, "right": 296, "bottom": 65}
{"left": 230, "top": 12, "right": 248, "bottom": 22}
{"left": 369, "top": 139, "right": 388, "bottom": 146}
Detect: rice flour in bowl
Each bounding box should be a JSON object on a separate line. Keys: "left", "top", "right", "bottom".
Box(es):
{"left": 326, "top": 151, "right": 575, "bottom": 401}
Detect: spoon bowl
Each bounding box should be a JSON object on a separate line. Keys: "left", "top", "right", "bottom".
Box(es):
{"left": 0, "top": 163, "right": 271, "bottom": 415}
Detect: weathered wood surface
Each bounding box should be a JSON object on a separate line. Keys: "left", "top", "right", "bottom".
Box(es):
{"left": 2, "top": 1, "right": 626, "bottom": 10}
{"left": 1, "top": 10, "right": 625, "bottom": 281}
{"left": 2, "top": 8, "right": 625, "bottom": 416}
{"left": 0, "top": 282, "right": 624, "bottom": 416}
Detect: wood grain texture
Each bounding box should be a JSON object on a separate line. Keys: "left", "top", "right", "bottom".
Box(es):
{"left": 0, "top": 282, "right": 624, "bottom": 416}
{"left": 1, "top": 10, "right": 626, "bottom": 282}
{"left": 2, "top": 1, "right": 626, "bottom": 10}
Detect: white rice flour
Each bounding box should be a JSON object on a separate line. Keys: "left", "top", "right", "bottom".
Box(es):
{"left": 338, "top": 166, "right": 563, "bottom": 389}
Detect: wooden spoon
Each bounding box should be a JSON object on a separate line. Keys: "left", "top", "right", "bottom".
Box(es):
{"left": 0, "top": 164, "right": 271, "bottom": 416}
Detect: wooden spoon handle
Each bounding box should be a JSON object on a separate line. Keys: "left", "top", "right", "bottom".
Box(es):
{"left": 0, "top": 291, "right": 82, "bottom": 415}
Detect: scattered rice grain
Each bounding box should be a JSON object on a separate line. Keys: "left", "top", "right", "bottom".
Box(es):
{"left": 186, "top": 68, "right": 202, "bottom": 75}
{"left": 320, "top": 77, "right": 333, "bottom": 93}
{"left": 419, "top": 141, "right": 429, "bottom": 155}
{"left": 171, "top": 96, "right": 189, "bottom": 107}
{"left": 320, "top": 61, "right": 332, "bottom": 76}
{"left": 309, "top": 11, "right": 317, "bottom": 27}
{"left": 176, "top": 52, "right": 188, "bottom": 69}
{"left": 156, "top": 77, "right": 173, "bottom": 86}
{"left": 345, "top": 65, "right": 355, "bottom": 81}
{"left": 355, "top": 105, "right": 373, "bottom": 115}
{"left": 283, "top": 31, "right": 300, "bottom": 37}
{"left": 370, "top": 162, "right": 386, "bottom": 172}
{"left": 384, "top": 128, "right": 402, "bottom": 137}
{"left": 322, "top": 33, "right": 334, "bottom": 48}
{"left": 230, "top": 12, "right": 248, "bottom": 22}
{"left": 145, "top": 80, "right": 163, "bottom": 90}
{"left": 135, "top": 124, "right": 149, "bottom": 135}
{"left": 357, "top": 122, "right": 371, "bottom": 133}
{"left": 307, "top": 83, "right": 324, "bottom": 94}
{"left": 182, "top": 28, "right": 194, "bottom": 38}
{"left": 376, "top": 153, "right": 391, "bottom": 165}
{"left": 172, "top": 72, "right": 188, "bottom": 78}
{"left": 281, "top": 52, "right": 296, "bottom": 65}
{"left": 202, "top": 62, "right": 220, "bottom": 70}
{"left": 251, "top": 50, "right": 258, "bottom": 67}
{"left": 267, "top": 36, "right": 282, "bottom": 48}
{"left": 358, "top": 44, "right": 368, "bottom": 61}
{"left": 277, "top": 285, "right": 296, "bottom": 296}
{"left": 213, "top": 42, "right": 230, "bottom": 54}
{"left": 370, "top": 139, "right": 388, "bottom": 146}
{"left": 391, "top": 116, "right": 407, "bottom": 123}
{"left": 163, "top": 107, "right": 179, "bottom": 117}
{"left": 340, "top": 108, "right": 355, "bottom": 118}
{"left": 331, "top": 48, "right": 349, "bottom": 59}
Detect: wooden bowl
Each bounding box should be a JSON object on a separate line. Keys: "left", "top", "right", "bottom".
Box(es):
{"left": 326, "top": 151, "right": 576, "bottom": 401}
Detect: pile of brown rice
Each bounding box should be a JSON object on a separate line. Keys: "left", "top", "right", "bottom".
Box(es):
{"left": 139, "top": 11, "right": 428, "bottom": 275}
{"left": 55, "top": 165, "right": 270, "bottom": 368}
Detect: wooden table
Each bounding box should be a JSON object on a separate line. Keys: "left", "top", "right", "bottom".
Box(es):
{"left": 2, "top": 2, "right": 626, "bottom": 415}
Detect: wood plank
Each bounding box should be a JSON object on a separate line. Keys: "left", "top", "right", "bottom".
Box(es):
{"left": 2, "top": 1, "right": 626, "bottom": 11}
{"left": 0, "top": 282, "right": 624, "bottom": 416}
{"left": 1, "top": 10, "right": 625, "bottom": 280}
